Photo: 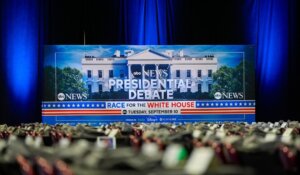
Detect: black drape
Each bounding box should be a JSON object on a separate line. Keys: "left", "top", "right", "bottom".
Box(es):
{"left": 0, "top": 0, "right": 298, "bottom": 124}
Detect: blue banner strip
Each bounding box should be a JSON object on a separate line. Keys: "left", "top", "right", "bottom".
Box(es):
{"left": 195, "top": 100, "right": 255, "bottom": 108}
{"left": 42, "top": 101, "right": 106, "bottom": 109}
{"left": 42, "top": 100, "right": 255, "bottom": 109}
{"left": 42, "top": 114, "right": 255, "bottom": 126}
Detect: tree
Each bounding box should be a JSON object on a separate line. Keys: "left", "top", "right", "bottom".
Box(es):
{"left": 57, "top": 67, "right": 86, "bottom": 94}
{"left": 211, "top": 66, "right": 235, "bottom": 94}
{"left": 232, "top": 61, "right": 243, "bottom": 92}
{"left": 210, "top": 62, "right": 243, "bottom": 96}
{"left": 43, "top": 66, "right": 87, "bottom": 100}
{"left": 244, "top": 60, "right": 255, "bottom": 99}
{"left": 43, "top": 66, "right": 56, "bottom": 100}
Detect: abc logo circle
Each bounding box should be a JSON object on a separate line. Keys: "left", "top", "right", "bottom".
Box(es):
{"left": 214, "top": 92, "right": 222, "bottom": 100}
{"left": 57, "top": 93, "right": 65, "bottom": 101}
{"left": 133, "top": 71, "right": 141, "bottom": 76}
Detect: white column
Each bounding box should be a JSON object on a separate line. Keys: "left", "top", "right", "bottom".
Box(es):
{"left": 128, "top": 64, "right": 132, "bottom": 90}
{"left": 155, "top": 64, "right": 159, "bottom": 90}
{"left": 168, "top": 64, "right": 172, "bottom": 89}
{"left": 155, "top": 64, "right": 159, "bottom": 79}
{"left": 128, "top": 64, "right": 132, "bottom": 79}
{"left": 141, "top": 64, "right": 145, "bottom": 89}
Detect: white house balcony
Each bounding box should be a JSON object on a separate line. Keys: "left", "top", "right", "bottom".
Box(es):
{"left": 170, "top": 57, "right": 217, "bottom": 64}
{"left": 81, "top": 58, "right": 127, "bottom": 65}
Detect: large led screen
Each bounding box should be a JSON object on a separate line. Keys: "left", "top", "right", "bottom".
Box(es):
{"left": 42, "top": 45, "right": 255, "bottom": 125}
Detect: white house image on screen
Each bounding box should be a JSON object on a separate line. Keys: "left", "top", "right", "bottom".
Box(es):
{"left": 81, "top": 49, "right": 218, "bottom": 93}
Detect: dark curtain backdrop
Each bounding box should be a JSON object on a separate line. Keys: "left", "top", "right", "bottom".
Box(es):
{"left": 0, "top": 0, "right": 298, "bottom": 124}
{"left": 0, "top": 0, "right": 43, "bottom": 124}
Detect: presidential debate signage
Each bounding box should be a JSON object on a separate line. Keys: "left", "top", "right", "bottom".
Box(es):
{"left": 42, "top": 45, "right": 255, "bottom": 125}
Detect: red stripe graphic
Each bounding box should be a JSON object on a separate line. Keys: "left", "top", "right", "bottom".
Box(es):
{"left": 181, "top": 111, "right": 255, "bottom": 114}
{"left": 182, "top": 107, "right": 254, "bottom": 111}
{"left": 42, "top": 114, "right": 121, "bottom": 116}
{"left": 181, "top": 112, "right": 256, "bottom": 114}
{"left": 181, "top": 108, "right": 255, "bottom": 114}
{"left": 42, "top": 108, "right": 255, "bottom": 116}
{"left": 42, "top": 109, "right": 121, "bottom": 112}
{"left": 42, "top": 109, "right": 122, "bottom": 116}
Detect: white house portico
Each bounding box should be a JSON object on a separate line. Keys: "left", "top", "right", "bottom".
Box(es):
{"left": 81, "top": 49, "right": 218, "bottom": 94}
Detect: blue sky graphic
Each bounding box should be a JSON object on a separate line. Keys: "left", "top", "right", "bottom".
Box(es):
{"left": 44, "top": 45, "right": 255, "bottom": 70}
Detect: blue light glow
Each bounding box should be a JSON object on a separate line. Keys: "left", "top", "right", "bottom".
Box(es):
{"left": 245, "top": 0, "right": 289, "bottom": 90}
{"left": 121, "top": 0, "right": 174, "bottom": 44}
{"left": 1, "top": 0, "right": 39, "bottom": 104}
{"left": 257, "top": 0, "right": 288, "bottom": 87}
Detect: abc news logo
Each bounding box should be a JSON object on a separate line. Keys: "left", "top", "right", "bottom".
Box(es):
{"left": 132, "top": 69, "right": 168, "bottom": 78}
{"left": 133, "top": 71, "right": 141, "bottom": 76}
{"left": 214, "top": 92, "right": 244, "bottom": 100}
{"left": 57, "top": 93, "right": 88, "bottom": 101}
